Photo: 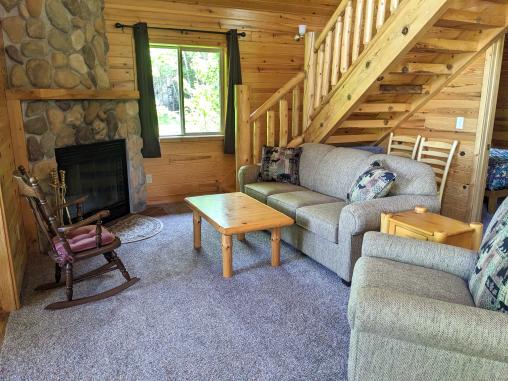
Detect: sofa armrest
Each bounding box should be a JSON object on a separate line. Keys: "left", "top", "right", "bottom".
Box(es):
{"left": 339, "top": 194, "right": 441, "bottom": 236}
{"left": 238, "top": 165, "right": 260, "bottom": 193}
{"left": 362, "top": 231, "right": 478, "bottom": 281}
{"left": 352, "top": 287, "right": 508, "bottom": 364}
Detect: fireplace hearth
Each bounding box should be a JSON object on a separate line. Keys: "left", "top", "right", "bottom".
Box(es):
{"left": 55, "top": 140, "right": 130, "bottom": 222}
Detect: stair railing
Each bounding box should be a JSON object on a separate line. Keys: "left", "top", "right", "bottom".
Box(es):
{"left": 303, "top": 0, "right": 404, "bottom": 130}
{"left": 234, "top": 72, "right": 305, "bottom": 185}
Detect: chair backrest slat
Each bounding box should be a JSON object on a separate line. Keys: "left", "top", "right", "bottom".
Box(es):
{"left": 387, "top": 133, "right": 422, "bottom": 160}
{"left": 417, "top": 138, "right": 458, "bottom": 203}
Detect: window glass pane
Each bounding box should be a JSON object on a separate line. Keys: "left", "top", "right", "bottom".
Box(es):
{"left": 181, "top": 50, "right": 222, "bottom": 134}
{"left": 150, "top": 47, "right": 181, "bottom": 136}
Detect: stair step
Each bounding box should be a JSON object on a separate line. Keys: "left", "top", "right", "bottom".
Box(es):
{"left": 435, "top": 9, "right": 505, "bottom": 30}
{"left": 378, "top": 84, "right": 426, "bottom": 94}
{"left": 355, "top": 103, "right": 411, "bottom": 113}
{"left": 413, "top": 38, "right": 478, "bottom": 53}
{"left": 341, "top": 120, "right": 397, "bottom": 128}
{"left": 326, "top": 134, "right": 380, "bottom": 144}
{"left": 390, "top": 63, "right": 453, "bottom": 75}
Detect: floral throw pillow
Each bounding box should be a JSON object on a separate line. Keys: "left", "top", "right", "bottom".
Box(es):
{"left": 259, "top": 146, "right": 302, "bottom": 185}
{"left": 469, "top": 222, "right": 508, "bottom": 314}
{"left": 347, "top": 160, "right": 397, "bottom": 203}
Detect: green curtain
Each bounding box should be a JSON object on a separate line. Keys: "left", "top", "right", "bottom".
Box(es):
{"left": 133, "top": 23, "right": 161, "bottom": 158}
{"left": 224, "top": 30, "right": 243, "bottom": 154}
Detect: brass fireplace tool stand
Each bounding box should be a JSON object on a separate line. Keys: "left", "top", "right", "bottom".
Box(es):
{"left": 50, "top": 169, "right": 71, "bottom": 225}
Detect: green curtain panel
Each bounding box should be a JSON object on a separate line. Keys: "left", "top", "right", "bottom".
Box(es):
{"left": 224, "top": 30, "right": 243, "bottom": 154}
{"left": 133, "top": 23, "right": 161, "bottom": 158}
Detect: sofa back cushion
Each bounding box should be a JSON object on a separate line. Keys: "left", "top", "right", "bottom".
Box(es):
{"left": 299, "top": 143, "right": 335, "bottom": 189}
{"left": 369, "top": 154, "right": 438, "bottom": 196}
{"left": 469, "top": 220, "right": 508, "bottom": 313}
{"left": 298, "top": 144, "right": 438, "bottom": 199}
{"left": 311, "top": 147, "right": 373, "bottom": 200}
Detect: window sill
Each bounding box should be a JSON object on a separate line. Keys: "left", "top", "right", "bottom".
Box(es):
{"left": 159, "top": 135, "right": 224, "bottom": 143}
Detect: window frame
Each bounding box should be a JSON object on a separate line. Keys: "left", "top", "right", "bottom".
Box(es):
{"left": 149, "top": 43, "right": 226, "bottom": 138}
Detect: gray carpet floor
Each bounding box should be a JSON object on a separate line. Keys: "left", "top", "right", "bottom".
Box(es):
{"left": 0, "top": 204, "right": 350, "bottom": 380}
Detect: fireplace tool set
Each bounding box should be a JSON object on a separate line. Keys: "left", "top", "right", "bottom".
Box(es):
{"left": 49, "top": 169, "right": 71, "bottom": 225}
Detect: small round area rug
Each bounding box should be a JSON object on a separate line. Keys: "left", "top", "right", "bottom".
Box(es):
{"left": 108, "top": 214, "right": 163, "bottom": 243}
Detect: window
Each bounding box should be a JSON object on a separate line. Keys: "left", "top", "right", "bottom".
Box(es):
{"left": 150, "top": 45, "right": 224, "bottom": 137}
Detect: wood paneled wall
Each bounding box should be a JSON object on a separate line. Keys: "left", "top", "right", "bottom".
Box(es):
{"left": 0, "top": 34, "right": 27, "bottom": 311}
{"left": 104, "top": 0, "right": 330, "bottom": 204}
{"left": 493, "top": 36, "right": 508, "bottom": 149}
{"left": 393, "top": 54, "right": 487, "bottom": 222}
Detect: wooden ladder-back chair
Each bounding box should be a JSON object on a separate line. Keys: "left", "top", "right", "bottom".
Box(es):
{"left": 417, "top": 138, "right": 459, "bottom": 203}
{"left": 387, "top": 133, "right": 422, "bottom": 159}
{"left": 13, "top": 166, "right": 139, "bottom": 310}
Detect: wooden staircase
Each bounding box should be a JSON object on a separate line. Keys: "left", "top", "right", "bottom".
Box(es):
{"left": 304, "top": 0, "right": 508, "bottom": 145}
{"left": 234, "top": 0, "right": 508, "bottom": 173}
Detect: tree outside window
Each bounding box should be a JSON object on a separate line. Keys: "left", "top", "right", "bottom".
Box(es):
{"left": 150, "top": 45, "right": 224, "bottom": 137}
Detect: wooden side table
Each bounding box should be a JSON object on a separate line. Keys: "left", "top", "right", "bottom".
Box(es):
{"left": 380, "top": 207, "right": 483, "bottom": 251}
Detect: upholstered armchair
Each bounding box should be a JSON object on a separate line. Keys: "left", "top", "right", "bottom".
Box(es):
{"left": 348, "top": 230, "right": 508, "bottom": 380}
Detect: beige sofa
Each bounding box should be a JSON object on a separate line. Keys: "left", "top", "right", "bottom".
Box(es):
{"left": 238, "top": 143, "right": 440, "bottom": 284}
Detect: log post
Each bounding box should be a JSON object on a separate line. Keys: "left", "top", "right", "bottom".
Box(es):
{"left": 303, "top": 31, "right": 317, "bottom": 131}
{"left": 279, "top": 99, "right": 289, "bottom": 147}
{"left": 235, "top": 84, "right": 252, "bottom": 190}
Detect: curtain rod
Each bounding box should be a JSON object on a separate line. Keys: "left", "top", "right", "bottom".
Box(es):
{"left": 114, "top": 22, "right": 246, "bottom": 37}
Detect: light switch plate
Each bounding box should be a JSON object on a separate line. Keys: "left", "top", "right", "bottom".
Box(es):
{"left": 456, "top": 116, "right": 465, "bottom": 130}
{"left": 146, "top": 174, "right": 153, "bottom": 184}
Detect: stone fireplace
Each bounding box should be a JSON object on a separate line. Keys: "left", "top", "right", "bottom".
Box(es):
{"left": 1, "top": 0, "right": 147, "bottom": 213}
{"left": 25, "top": 98, "right": 146, "bottom": 212}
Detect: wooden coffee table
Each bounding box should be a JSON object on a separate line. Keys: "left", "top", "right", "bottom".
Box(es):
{"left": 185, "top": 192, "right": 294, "bottom": 278}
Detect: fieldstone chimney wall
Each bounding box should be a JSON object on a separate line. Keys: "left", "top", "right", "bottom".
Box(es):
{"left": 0, "top": 0, "right": 109, "bottom": 89}
{"left": 25, "top": 99, "right": 146, "bottom": 212}
{"left": 0, "top": 0, "right": 147, "bottom": 213}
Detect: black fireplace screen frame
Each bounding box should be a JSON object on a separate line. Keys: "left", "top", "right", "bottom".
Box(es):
{"left": 55, "top": 139, "right": 131, "bottom": 223}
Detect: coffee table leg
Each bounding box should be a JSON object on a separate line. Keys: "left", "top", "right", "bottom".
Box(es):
{"left": 222, "top": 234, "right": 233, "bottom": 278}
{"left": 271, "top": 227, "right": 281, "bottom": 267}
{"left": 193, "top": 211, "right": 201, "bottom": 250}
{"left": 237, "top": 233, "right": 245, "bottom": 241}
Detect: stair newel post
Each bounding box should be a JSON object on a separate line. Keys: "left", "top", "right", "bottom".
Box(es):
{"left": 303, "top": 31, "right": 317, "bottom": 131}
{"left": 235, "top": 84, "right": 252, "bottom": 190}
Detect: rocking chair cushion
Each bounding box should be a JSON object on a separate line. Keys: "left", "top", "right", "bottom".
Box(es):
{"left": 53, "top": 225, "right": 116, "bottom": 259}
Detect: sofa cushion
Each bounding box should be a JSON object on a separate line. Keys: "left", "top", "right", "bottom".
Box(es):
{"left": 259, "top": 145, "right": 302, "bottom": 184}
{"left": 296, "top": 202, "right": 347, "bottom": 243}
{"left": 244, "top": 182, "right": 305, "bottom": 203}
{"left": 347, "top": 160, "right": 397, "bottom": 203}
{"left": 350, "top": 257, "right": 474, "bottom": 321}
{"left": 312, "top": 147, "right": 374, "bottom": 200}
{"left": 369, "top": 154, "right": 438, "bottom": 196}
{"left": 469, "top": 222, "right": 508, "bottom": 313}
{"left": 299, "top": 143, "right": 335, "bottom": 190}
{"left": 482, "top": 197, "right": 508, "bottom": 247}
{"left": 267, "top": 191, "right": 339, "bottom": 219}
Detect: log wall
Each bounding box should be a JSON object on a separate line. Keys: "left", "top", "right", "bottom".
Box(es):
{"left": 104, "top": 0, "right": 330, "bottom": 204}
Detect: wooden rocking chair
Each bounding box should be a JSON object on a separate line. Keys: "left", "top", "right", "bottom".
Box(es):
{"left": 13, "top": 166, "right": 139, "bottom": 310}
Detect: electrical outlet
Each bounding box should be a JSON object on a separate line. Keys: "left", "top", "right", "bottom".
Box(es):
{"left": 455, "top": 116, "right": 465, "bottom": 130}
{"left": 146, "top": 174, "right": 153, "bottom": 184}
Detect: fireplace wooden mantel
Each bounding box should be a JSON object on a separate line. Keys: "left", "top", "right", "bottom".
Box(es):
{"left": 6, "top": 89, "right": 140, "bottom": 100}
{"left": 6, "top": 88, "right": 141, "bottom": 259}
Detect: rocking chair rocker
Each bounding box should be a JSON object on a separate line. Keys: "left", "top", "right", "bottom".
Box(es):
{"left": 13, "top": 166, "right": 139, "bottom": 310}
